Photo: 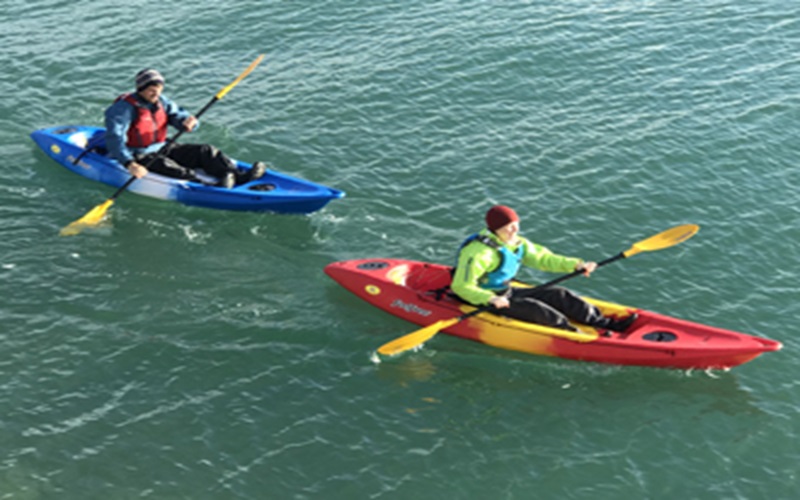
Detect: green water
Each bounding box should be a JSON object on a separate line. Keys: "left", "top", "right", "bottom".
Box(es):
{"left": 2, "top": 1, "right": 799, "bottom": 498}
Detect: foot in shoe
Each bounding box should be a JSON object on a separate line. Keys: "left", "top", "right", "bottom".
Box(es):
{"left": 218, "top": 172, "right": 236, "bottom": 188}
{"left": 248, "top": 161, "right": 267, "bottom": 181}
{"left": 609, "top": 313, "right": 638, "bottom": 332}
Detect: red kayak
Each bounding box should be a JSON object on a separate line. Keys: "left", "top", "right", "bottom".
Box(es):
{"left": 324, "top": 258, "right": 782, "bottom": 370}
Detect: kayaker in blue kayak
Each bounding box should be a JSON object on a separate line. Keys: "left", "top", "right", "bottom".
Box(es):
{"left": 451, "top": 205, "right": 637, "bottom": 332}
{"left": 104, "top": 68, "right": 266, "bottom": 188}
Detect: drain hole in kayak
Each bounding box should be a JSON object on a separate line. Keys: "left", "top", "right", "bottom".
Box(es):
{"left": 249, "top": 183, "right": 276, "bottom": 191}
{"left": 357, "top": 261, "right": 389, "bottom": 270}
{"left": 643, "top": 331, "right": 677, "bottom": 342}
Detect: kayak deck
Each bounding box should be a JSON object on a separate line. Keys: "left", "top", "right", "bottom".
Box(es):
{"left": 324, "top": 258, "right": 782, "bottom": 370}
{"left": 31, "top": 125, "right": 345, "bottom": 214}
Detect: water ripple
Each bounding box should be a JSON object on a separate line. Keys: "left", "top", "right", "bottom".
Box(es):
{"left": 3, "top": 1, "right": 799, "bottom": 498}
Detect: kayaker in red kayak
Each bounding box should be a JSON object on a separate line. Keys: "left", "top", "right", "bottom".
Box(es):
{"left": 451, "top": 205, "right": 637, "bottom": 332}
{"left": 104, "top": 68, "right": 266, "bottom": 188}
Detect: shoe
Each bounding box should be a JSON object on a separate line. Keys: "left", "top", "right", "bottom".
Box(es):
{"left": 607, "top": 313, "right": 638, "bottom": 332}
{"left": 248, "top": 161, "right": 267, "bottom": 182}
{"left": 218, "top": 172, "right": 236, "bottom": 189}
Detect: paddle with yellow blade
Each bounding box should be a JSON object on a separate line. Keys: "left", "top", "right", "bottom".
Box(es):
{"left": 60, "top": 54, "right": 265, "bottom": 236}
{"left": 376, "top": 223, "right": 700, "bottom": 356}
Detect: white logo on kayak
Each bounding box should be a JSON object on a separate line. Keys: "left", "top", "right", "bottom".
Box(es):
{"left": 390, "top": 299, "right": 432, "bottom": 317}
{"left": 66, "top": 155, "right": 91, "bottom": 170}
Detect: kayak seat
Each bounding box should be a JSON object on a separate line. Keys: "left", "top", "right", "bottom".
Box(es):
{"left": 407, "top": 264, "right": 453, "bottom": 294}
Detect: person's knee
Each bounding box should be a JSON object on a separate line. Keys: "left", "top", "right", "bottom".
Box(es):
{"left": 202, "top": 144, "right": 221, "bottom": 157}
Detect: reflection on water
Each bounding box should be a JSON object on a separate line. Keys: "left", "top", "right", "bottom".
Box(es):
{"left": 374, "top": 350, "right": 439, "bottom": 385}
{"left": 373, "top": 339, "right": 766, "bottom": 417}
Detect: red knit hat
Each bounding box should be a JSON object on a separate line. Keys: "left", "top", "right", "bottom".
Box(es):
{"left": 485, "top": 205, "right": 519, "bottom": 232}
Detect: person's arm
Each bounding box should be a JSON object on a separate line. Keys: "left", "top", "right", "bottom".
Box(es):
{"left": 104, "top": 100, "right": 136, "bottom": 166}
{"left": 104, "top": 101, "right": 149, "bottom": 177}
{"left": 161, "top": 95, "right": 196, "bottom": 132}
{"left": 521, "top": 238, "right": 582, "bottom": 274}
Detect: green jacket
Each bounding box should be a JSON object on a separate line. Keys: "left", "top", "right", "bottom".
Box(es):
{"left": 451, "top": 228, "right": 582, "bottom": 306}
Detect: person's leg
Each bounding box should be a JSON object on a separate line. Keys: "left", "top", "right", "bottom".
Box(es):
{"left": 494, "top": 292, "right": 577, "bottom": 331}
{"left": 513, "top": 286, "right": 636, "bottom": 331}
{"left": 138, "top": 153, "right": 200, "bottom": 181}
{"left": 518, "top": 286, "right": 607, "bottom": 326}
{"left": 167, "top": 143, "right": 237, "bottom": 178}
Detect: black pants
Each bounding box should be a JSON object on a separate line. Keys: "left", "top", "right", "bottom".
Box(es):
{"left": 492, "top": 286, "right": 610, "bottom": 331}
{"left": 137, "top": 143, "right": 237, "bottom": 181}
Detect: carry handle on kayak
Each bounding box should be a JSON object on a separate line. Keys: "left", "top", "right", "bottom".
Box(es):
{"left": 375, "top": 224, "right": 700, "bottom": 357}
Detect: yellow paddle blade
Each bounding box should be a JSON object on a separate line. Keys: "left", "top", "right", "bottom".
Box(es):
{"left": 623, "top": 224, "right": 699, "bottom": 258}
{"left": 215, "top": 54, "right": 264, "bottom": 100}
{"left": 60, "top": 199, "right": 114, "bottom": 236}
{"left": 377, "top": 316, "right": 461, "bottom": 356}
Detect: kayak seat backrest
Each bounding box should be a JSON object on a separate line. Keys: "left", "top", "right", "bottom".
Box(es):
{"left": 407, "top": 265, "right": 453, "bottom": 293}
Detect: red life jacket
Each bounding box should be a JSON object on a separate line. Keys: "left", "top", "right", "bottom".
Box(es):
{"left": 117, "top": 93, "right": 168, "bottom": 148}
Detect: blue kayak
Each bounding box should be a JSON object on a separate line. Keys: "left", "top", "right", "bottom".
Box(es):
{"left": 31, "top": 125, "right": 345, "bottom": 214}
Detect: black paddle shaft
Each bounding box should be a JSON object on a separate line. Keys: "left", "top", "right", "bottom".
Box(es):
{"left": 537, "top": 251, "right": 626, "bottom": 288}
